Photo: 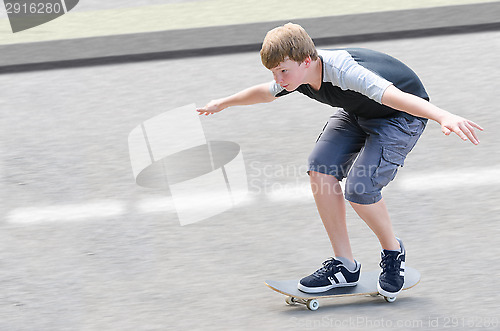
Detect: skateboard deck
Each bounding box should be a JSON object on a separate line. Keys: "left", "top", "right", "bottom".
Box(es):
{"left": 265, "top": 267, "right": 420, "bottom": 310}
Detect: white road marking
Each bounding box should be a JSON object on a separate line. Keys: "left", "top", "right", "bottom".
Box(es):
{"left": 4, "top": 167, "right": 497, "bottom": 224}
{"left": 268, "top": 167, "right": 500, "bottom": 202}
{"left": 6, "top": 200, "right": 125, "bottom": 224}
{"left": 394, "top": 167, "right": 500, "bottom": 191}
{"left": 135, "top": 196, "right": 176, "bottom": 214}
{"left": 5, "top": 193, "right": 255, "bottom": 225}
{"left": 266, "top": 182, "right": 312, "bottom": 202}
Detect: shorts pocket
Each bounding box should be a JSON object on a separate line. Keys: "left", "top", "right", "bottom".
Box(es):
{"left": 371, "top": 147, "right": 406, "bottom": 188}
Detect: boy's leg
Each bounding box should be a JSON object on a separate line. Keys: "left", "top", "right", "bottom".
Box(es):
{"left": 344, "top": 114, "right": 426, "bottom": 246}
{"left": 349, "top": 198, "right": 400, "bottom": 251}
{"left": 307, "top": 110, "right": 366, "bottom": 261}
{"left": 310, "top": 171, "right": 354, "bottom": 261}
{"left": 343, "top": 114, "right": 427, "bottom": 296}
{"left": 298, "top": 110, "right": 365, "bottom": 293}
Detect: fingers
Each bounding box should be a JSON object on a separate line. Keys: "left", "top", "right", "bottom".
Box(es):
{"left": 441, "top": 113, "right": 483, "bottom": 145}
{"left": 464, "top": 121, "right": 480, "bottom": 144}
{"left": 468, "top": 120, "right": 484, "bottom": 131}
{"left": 196, "top": 108, "right": 214, "bottom": 116}
{"left": 196, "top": 101, "right": 222, "bottom": 116}
{"left": 457, "top": 120, "right": 482, "bottom": 145}
{"left": 452, "top": 125, "right": 469, "bottom": 142}
{"left": 442, "top": 126, "right": 452, "bottom": 136}
{"left": 445, "top": 121, "right": 481, "bottom": 145}
{"left": 458, "top": 123, "right": 474, "bottom": 143}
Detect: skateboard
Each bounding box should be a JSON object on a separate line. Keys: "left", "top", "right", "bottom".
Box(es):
{"left": 265, "top": 267, "right": 420, "bottom": 310}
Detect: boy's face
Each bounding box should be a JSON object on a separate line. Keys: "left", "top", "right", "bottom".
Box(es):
{"left": 270, "top": 57, "right": 309, "bottom": 91}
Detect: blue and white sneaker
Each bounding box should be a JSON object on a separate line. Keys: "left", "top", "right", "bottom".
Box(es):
{"left": 298, "top": 258, "right": 361, "bottom": 293}
{"left": 378, "top": 238, "right": 406, "bottom": 297}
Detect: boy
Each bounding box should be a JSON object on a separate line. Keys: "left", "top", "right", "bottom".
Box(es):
{"left": 197, "top": 23, "right": 482, "bottom": 297}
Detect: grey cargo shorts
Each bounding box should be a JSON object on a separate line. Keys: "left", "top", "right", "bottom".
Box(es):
{"left": 308, "top": 109, "right": 427, "bottom": 204}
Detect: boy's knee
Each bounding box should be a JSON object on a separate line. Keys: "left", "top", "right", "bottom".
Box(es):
{"left": 309, "top": 171, "right": 344, "bottom": 196}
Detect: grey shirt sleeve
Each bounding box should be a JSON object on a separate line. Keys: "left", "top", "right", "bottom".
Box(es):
{"left": 320, "top": 50, "right": 393, "bottom": 104}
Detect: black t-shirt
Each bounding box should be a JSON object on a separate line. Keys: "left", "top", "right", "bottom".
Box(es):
{"left": 270, "top": 48, "right": 429, "bottom": 118}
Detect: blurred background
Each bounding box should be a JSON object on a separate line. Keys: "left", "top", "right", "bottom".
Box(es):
{"left": 1, "top": 1, "right": 499, "bottom": 330}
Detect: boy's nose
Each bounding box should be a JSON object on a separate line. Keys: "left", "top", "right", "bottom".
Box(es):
{"left": 274, "top": 73, "right": 283, "bottom": 85}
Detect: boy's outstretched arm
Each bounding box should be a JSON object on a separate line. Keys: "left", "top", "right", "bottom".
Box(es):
{"left": 381, "top": 85, "right": 484, "bottom": 145}
{"left": 197, "top": 82, "right": 277, "bottom": 115}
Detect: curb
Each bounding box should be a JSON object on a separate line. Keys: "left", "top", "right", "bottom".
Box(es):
{"left": 1, "top": 2, "right": 499, "bottom": 73}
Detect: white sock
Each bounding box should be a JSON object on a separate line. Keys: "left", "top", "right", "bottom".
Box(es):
{"left": 335, "top": 256, "right": 357, "bottom": 272}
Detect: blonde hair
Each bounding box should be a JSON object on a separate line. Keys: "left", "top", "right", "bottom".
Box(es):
{"left": 260, "top": 23, "right": 318, "bottom": 69}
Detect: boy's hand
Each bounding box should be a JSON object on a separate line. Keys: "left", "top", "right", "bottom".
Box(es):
{"left": 196, "top": 100, "right": 225, "bottom": 116}
{"left": 440, "top": 113, "right": 483, "bottom": 145}
{"left": 381, "top": 86, "right": 484, "bottom": 145}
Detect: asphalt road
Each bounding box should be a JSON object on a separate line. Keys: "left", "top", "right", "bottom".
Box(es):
{"left": 1, "top": 30, "right": 499, "bottom": 330}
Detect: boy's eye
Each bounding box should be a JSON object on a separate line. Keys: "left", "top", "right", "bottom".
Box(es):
{"left": 282, "top": 70, "right": 287, "bottom": 73}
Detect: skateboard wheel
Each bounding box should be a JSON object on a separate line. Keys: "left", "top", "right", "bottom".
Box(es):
{"left": 285, "top": 297, "right": 296, "bottom": 305}
{"left": 384, "top": 296, "right": 397, "bottom": 303}
{"left": 306, "top": 299, "right": 319, "bottom": 311}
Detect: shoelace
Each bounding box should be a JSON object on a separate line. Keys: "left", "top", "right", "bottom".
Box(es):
{"left": 312, "top": 258, "right": 341, "bottom": 279}
{"left": 380, "top": 252, "right": 401, "bottom": 275}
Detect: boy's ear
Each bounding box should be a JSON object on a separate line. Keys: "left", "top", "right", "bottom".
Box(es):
{"left": 302, "top": 56, "right": 312, "bottom": 67}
